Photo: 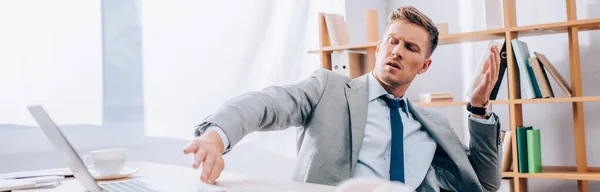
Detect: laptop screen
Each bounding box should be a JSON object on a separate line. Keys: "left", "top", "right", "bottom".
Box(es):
{"left": 28, "top": 105, "right": 103, "bottom": 192}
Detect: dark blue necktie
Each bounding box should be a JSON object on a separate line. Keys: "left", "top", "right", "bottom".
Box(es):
{"left": 380, "top": 95, "right": 405, "bottom": 183}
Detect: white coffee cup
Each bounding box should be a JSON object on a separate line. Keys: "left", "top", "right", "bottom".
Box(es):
{"left": 83, "top": 148, "right": 126, "bottom": 177}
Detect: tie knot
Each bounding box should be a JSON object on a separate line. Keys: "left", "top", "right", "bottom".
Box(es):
{"left": 379, "top": 95, "right": 404, "bottom": 109}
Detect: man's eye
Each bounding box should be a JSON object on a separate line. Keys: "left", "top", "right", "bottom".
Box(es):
{"left": 388, "top": 39, "right": 398, "bottom": 44}
{"left": 407, "top": 45, "right": 417, "bottom": 52}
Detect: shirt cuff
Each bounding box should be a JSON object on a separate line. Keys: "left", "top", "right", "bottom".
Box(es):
{"left": 206, "top": 125, "right": 230, "bottom": 151}
{"left": 469, "top": 113, "right": 497, "bottom": 124}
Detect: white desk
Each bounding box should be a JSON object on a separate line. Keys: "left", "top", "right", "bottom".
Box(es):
{"left": 12, "top": 161, "right": 337, "bottom": 192}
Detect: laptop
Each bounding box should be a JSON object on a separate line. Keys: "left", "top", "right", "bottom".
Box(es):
{"left": 27, "top": 105, "right": 164, "bottom": 192}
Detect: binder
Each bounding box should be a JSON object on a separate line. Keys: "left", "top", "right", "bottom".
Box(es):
{"left": 490, "top": 39, "right": 508, "bottom": 100}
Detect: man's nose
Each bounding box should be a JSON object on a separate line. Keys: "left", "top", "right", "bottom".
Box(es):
{"left": 391, "top": 45, "right": 403, "bottom": 59}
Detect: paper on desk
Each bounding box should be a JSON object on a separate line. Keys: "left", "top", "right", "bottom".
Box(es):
{"left": 0, "top": 168, "right": 72, "bottom": 179}
{"left": 0, "top": 179, "right": 36, "bottom": 191}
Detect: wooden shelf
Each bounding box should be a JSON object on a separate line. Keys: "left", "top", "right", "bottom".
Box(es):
{"left": 308, "top": 18, "right": 600, "bottom": 54}
{"left": 438, "top": 28, "right": 506, "bottom": 45}
{"left": 503, "top": 171, "right": 600, "bottom": 181}
{"left": 307, "top": 28, "right": 506, "bottom": 53}
{"left": 413, "top": 96, "right": 600, "bottom": 107}
{"left": 503, "top": 166, "right": 600, "bottom": 180}
{"left": 512, "top": 96, "right": 600, "bottom": 104}
{"left": 413, "top": 99, "right": 512, "bottom": 107}
{"left": 510, "top": 18, "right": 600, "bottom": 38}
{"left": 307, "top": 42, "right": 379, "bottom": 54}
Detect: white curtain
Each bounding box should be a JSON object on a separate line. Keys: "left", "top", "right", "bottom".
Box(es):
{"left": 141, "top": 0, "right": 342, "bottom": 158}
{"left": 0, "top": 0, "right": 103, "bottom": 127}
{"left": 0, "top": 0, "right": 343, "bottom": 178}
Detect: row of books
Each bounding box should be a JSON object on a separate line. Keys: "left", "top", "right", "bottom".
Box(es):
{"left": 467, "top": 39, "right": 573, "bottom": 100}
{"left": 500, "top": 126, "right": 543, "bottom": 173}
{"left": 518, "top": 126, "right": 542, "bottom": 173}
{"left": 512, "top": 40, "right": 572, "bottom": 99}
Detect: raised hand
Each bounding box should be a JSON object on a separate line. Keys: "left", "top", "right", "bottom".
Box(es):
{"left": 470, "top": 45, "right": 501, "bottom": 109}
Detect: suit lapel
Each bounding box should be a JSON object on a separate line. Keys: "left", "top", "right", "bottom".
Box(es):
{"left": 344, "top": 74, "right": 369, "bottom": 175}
{"left": 407, "top": 100, "right": 479, "bottom": 190}
{"left": 406, "top": 100, "right": 463, "bottom": 157}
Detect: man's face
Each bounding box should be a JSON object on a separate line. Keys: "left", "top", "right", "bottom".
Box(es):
{"left": 373, "top": 20, "right": 432, "bottom": 88}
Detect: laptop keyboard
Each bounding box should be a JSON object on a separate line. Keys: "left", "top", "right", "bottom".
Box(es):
{"left": 99, "top": 180, "right": 161, "bottom": 192}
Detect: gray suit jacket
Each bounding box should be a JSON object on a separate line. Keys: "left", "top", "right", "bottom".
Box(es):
{"left": 195, "top": 69, "right": 502, "bottom": 192}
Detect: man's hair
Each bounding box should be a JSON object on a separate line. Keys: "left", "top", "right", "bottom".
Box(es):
{"left": 385, "top": 6, "right": 439, "bottom": 57}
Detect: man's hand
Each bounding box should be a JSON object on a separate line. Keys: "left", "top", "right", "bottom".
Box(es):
{"left": 183, "top": 130, "right": 225, "bottom": 184}
{"left": 470, "top": 45, "right": 501, "bottom": 117}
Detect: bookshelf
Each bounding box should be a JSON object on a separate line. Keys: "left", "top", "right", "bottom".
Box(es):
{"left": 308, "top": 1, "right": 600, "bottom": 192}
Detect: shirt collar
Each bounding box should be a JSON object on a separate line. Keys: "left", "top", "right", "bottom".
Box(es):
{"left": 367, "top": 72, "right": 409, "bottom": 112}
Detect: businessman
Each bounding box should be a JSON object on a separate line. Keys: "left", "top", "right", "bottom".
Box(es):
{"left": 184, "top": 6, "right": 502, "bottom": 192}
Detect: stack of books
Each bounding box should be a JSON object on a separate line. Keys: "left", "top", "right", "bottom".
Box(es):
{"left": 512, "top": 39, "right": 572, "bottom": 99}
{"left": 419, "top": 92, "right": 453, "bottom": 103}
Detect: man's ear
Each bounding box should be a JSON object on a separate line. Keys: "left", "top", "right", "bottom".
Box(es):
{"left": 418, "top": 58, "right": 432, "bottom": 74}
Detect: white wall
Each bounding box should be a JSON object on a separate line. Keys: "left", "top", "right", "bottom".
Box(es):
{"left": 344, "top": 0, "right": 388, "bottom": 44}
{"left": 387, "top": 0, "right": 600, "bottom": 191}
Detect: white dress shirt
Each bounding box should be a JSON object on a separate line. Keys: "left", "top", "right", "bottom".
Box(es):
{"left": 351, "top": 72, "right": 437, "bottom": 190}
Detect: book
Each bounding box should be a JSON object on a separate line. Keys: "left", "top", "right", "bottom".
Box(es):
{"left": 527, "top": 129, "right": 542, "bottom": 173}
{"left": 511, "top": 39, "right": 537, "bottom": 99}
{"left": 419, "top": 92, "right": 453, "bottom": 103}
{"left": 526, "top": 58, "right": 543, "bottom": 98}
{"left": 529, "top": 57, "right": 554, "bottom": 98}
{"left": 323, "top": 13, "right": 350, "bottom": 46}
{"left": 533, "top": 52, "right": 572, "bottom": 97}
{"left": 517, "top": 126, "right": 533, "bottom": 173}
{"left": 501, "top": 130, "right": 513, "bottom": 171}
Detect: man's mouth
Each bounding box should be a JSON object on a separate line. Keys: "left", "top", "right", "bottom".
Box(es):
{"left": 386, "top": 60, "right": 401, "bottom": 70}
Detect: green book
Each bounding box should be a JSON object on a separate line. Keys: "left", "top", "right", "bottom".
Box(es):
{"left": 527, "top": 129, "right": 542, "bottom": 173}
{"left": 517, "top": 126, "right": 533, "bottom": 173}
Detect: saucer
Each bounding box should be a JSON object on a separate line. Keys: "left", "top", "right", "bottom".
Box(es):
{"left": 89, "top": 167, "right": 139, "bottom": 180}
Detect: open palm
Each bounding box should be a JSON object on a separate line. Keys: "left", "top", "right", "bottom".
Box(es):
{"left": 470, "top": 45, "right": 501, "bottom": 107}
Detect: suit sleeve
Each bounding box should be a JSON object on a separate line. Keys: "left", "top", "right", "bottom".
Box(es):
{"left": 467, "top": 113, "right": 502, "bottom": 191}
{"left": 194, "top": 69, "right": 330, "bottom": 153}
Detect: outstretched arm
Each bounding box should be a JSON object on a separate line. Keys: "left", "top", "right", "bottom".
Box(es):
{"left": 183, "top": 69, "right": 331, "bottom": 184}
{"left": 195, "top": 68, "right": 330, "bottom": 148}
